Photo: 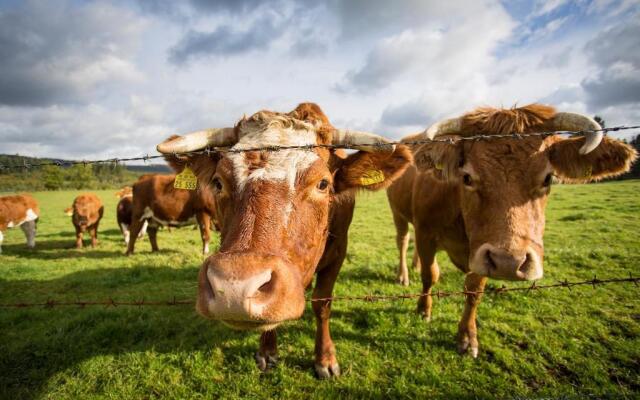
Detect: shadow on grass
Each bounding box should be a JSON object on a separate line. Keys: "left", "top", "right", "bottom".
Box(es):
{"left": 0, "top": 266, "right": 456, "bottom": 399}
{"left": 1, "top": 241, "right": 181, "bottom": 259}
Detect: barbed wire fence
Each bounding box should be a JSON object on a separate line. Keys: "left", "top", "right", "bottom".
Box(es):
{"left": 1, "top": 275, "right": 638, "bottom": 309}
{"left": 1, "top": 125, "right": 640, "bottom": 172}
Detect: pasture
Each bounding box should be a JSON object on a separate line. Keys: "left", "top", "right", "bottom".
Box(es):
{"left": 1, "top": 181, "right": 639, "bottom": 399}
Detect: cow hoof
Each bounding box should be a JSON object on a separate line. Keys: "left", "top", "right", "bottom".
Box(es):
{"left": 457, "top": 339, "right": 479, "bottom": 358}
{"left": 396, "top": 276, "right": 410, "bottom": 286}
{"left": 255, "top": 352, "right": 278, "bottom": 372}
{"left": 315, "top": 362, "right": 340, "bottom": 379}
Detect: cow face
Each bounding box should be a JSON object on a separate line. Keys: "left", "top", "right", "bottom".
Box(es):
{"left": 415, "top": 107, "right": 636, "bottom": 282}
{"left": 160, "top": 104, "right": 411, "bottom": 331}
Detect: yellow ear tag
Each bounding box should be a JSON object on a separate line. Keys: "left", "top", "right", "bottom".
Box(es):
{"left": 584, "top": 165, "right": 592, "bottom": 178}
{"left": 174, "top": 166, "right": 197, "bottom": 190}
{"left": 360, "top": 170, "right": 385, "bottom": 186}
{"left": 435, "top": 162, "right": 443, "bottom": 170}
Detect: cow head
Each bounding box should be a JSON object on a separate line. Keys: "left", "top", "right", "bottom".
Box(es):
{"left": 414, "top": 104, "right": 636, "bottom": 281}
{"left": 157, "top": 103, "right": 411, "bottom": 331}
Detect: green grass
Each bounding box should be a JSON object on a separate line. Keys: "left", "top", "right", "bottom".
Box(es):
{"left": 1, "top": 181, "right": 639, "bottom": 399}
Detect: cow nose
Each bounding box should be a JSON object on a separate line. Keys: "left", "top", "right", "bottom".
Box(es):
{"left": 206, "top": 268, "right": 275, "bottom": 320}
{"left": 487, "top": 249, "right": 527, "bottom": 272}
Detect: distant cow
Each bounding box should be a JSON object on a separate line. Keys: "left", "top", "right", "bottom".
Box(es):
{"left": 0, "top": 194, "right": 39, "bottom": 253}
{"left": 115, "top": 186, "right": 147, "bottom": 245}
{"left": 67, "top": 193, "right": 104, "bottom": 249}
{"left": 125, "top": 174, "right": 216, "bottom": 255}
{"left": 156, "top": 103, "right": 411, "bottom": 377}
{"left": 387, "top": 104, "right": 637, "bottom": 357}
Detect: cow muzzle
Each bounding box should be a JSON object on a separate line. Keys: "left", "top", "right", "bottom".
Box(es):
{"left": 196, "top": 253, "right": 305, "bottom": 331}
{"left": 470, "top": 244, "right": 543, "bottom": 281}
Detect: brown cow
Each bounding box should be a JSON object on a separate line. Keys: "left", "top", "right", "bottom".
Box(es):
{"left": 115, "top": 186, "right": 147, "bottom": 245}
{"left": 0, "top": 194, "right": 39, "bottom": 253}
{"left": 387, "top": 104, "right": 637, "bottom": 357}
{"left": 67, "top": 193, "right": 104, "bottom": 249}
{"left": 125, "top": 174, "right": 216, "bottom": 255}
{"left": 156, "top": 103, "right": 412, "bottom": 378}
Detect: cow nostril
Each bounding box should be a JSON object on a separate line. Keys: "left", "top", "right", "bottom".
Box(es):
{"left": 518, "top": 253, "right": 532, "bottom": 272}
{"left": 486, "top": 251, "right": 498, "bottom": 270}
{"left": 257, "top": 274, "right": 276, "bottom": 296}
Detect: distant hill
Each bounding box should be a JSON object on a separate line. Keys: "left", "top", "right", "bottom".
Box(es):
{"left": 0, "top": 154, "right": 171, "bottom": 192}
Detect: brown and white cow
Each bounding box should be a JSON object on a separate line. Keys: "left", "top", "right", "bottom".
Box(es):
{"left": 0, "top": 194, "right": 39, "bottom": 253}
{"left": 156, "top": 103, "right": 412, "bottom": 378}
{"left": 67, "top": 193, "right": 104, "bottom": 249}
{"left": 125, "top": 174, "right": 216, "bottom": 255}
{"left": 387, "top": 104, "right": 637, "bottom": 357}
{"left": 115, "top": 186, "right": 147, "bottom": 245}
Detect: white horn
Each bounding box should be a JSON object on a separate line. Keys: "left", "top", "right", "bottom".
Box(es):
{"left": 424, "top": 117, "right": 463, "bottom": 139}
{"left": 549, "top": 112, "right": 603, "bottom": 155}
{"left": 332, "top": 129, "right": 395, "bottom": 152}
{"left": 156, "top": 128, "right": 236, "bottom": 154}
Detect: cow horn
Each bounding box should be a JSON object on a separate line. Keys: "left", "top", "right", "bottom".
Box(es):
{"left": 332, "top": 129, "right": 395, "bottom": 152}
{"left": 156, "top": 128, "right": 237, "bottom": 154}
{"left": 548, "top": 112, "right": 603, "bottom": 155}
{"left": 424, "top": 117, "right": 463, "bottom": 139}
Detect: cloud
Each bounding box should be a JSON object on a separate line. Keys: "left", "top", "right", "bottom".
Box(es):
{"left": 168, "top": 15, "right": 287, "bottom": 64}
{"left": 0, "top": 0, "right": 143, "bottom": 107}
{"left": 581, "top": 17, "right": 640, "bottom": 110}
{"left": 335, "top": 1, "right": 515, "bottom": 94}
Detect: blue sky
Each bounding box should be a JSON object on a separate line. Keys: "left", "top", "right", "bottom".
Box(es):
{"left": 0, "top": 0, "right": 638, "bottom": 160}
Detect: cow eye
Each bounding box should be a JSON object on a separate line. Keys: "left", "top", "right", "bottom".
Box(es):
{"left": 317, "top": 178, "right": 330, "bottom": 191}
{"left": 463, "top": 174, "right": 473, "bottom": 187}
{"left": 543, "top": 173, "right": 553, "bottom": 187}
{"left": 212, "top": 177, "right": 223, "bottom": 192}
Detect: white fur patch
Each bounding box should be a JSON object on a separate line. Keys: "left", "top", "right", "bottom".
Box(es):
{"left": 228, "top": 126, "right": 319, "bottom": 192}
{"left": 7, "top": 221, "right": 14, "bottom": 228}
{"left": 20, "top": 220, "right": 36, "bottom": 248}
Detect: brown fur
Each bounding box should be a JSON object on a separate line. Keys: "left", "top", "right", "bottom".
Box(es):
{"left": 167, "top": 102, "right": 411, "bottom": 376}
{"left": 0, "top": 194, "right": 39, "bottom": 231}
{"left": 70, "top": 193, "right": 104, "bottom": 249}
{"left": 388, "top": 103, "right": 637, "bottom": 357}
{"left": 125, "top": 174, "right": 217, "bottom": 255}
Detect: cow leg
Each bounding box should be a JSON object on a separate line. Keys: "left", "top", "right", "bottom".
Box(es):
{"left": 411, "top": 244, "right": 422, "bottom": 272}
{"left": 196, "top": 213, "right": 211, "bottom": 255}
{"left": 415, "top": 231, "right": 439, "bottom": 321}
{"left": 89, "top": 223, "right": 99, "bottom": 248}
{"left": 20, "top": 220, "right": 37, "bottom": 249}
{"left": 75, "top": 226, "right": 84, "bottom": 249}
{"left": 312, "top": 262, "right": 342, "bottom": 379}
{"left": 0, "top": 230, "right": 4, "bottom": 253}
{"left": 138, "top": 220, "right": 148, "bottom": 238}
{"left": 147, "top": 226, "right": 159, "bottom": 252}
{"left": 457, "top": 272, "right": 488, "bottom": 358}
{"left": 126, "top": 218, "right": 145, "bottom": 255}
{"left": 392, "top": 211, "right": 410, "bottom": 286}
{"left": 255, "top": 330, "right": 278, "bottom": 371}
{"left": 120, "top": 223, "right": 130, "bottom": 244}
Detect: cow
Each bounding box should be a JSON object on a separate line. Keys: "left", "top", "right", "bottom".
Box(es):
{"left": 115, "top": 186, "right": 147, "bottom": 245}
{"left": 67, "top": 193, "right": 104, "bottom": 249}
{"left": 155, "top": 103, "right": 412, "bottom": 378}
{"left": 0, "top": 194, "right": 39, "bottom": 253}
{"left": 125, "top": 174, "right": 216, "bottom": 255}
{"left": 387, "top": 104, "right": 637, "bottom": 358}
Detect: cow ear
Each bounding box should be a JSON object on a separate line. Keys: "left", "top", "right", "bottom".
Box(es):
{"left": 548, "top": 136, "right": 637, "bottom": 183}
{"left": 413, "top": 141, "right": 463, "bottom": 181}
{"left": 333, "top": 144, "right": 412, "bottom": 193}
{"left": 162, "top": 136, "right": 220, "bottom": 189}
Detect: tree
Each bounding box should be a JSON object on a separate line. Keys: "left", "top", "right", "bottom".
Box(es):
{"left": 65, "top": 164, "right": 96, "bottom": 189}
{"left": 594, "top": 115, "right": 605, "bottom": 128}
{"left": 42, "top": 165, "right": 64, "bottom": 190}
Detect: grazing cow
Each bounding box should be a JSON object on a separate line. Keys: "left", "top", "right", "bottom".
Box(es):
{"left": 0, "top": 194, "right": 39, "bottom": 253}
{"left": 115, "top": 186, "right": 147, "bottom": 245}
{"left": 387, "top": 104, "right": 637, "bottom": 357}
{"left": 67, "top": 193, "right": 104, "bottom": 249}
{"left": 156, "top": 103, "right": 412, "bottom": 378}
{"left": 125, "top": 174, "right": 216, "bottom": 255}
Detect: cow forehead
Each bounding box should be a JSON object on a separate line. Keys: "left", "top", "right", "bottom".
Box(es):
{"left": 466, "top": 140, "right": 549, "bottom": 178}
{"left": 227, "top": 126, "right": 320, "bottom": 191}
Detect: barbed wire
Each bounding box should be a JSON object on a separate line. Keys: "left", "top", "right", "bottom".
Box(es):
{"left": 1, "top": 275, "right": 637, "bottom": 309}
{"left": 1, "top": 125, "right": 639, "bottom": 172}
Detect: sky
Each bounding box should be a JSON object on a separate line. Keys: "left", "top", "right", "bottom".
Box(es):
{"left": 0, "top": 0, "right": 639, "bottom": 161}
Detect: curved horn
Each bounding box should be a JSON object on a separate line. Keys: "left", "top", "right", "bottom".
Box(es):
{"left": 548, "top": 112, "right": 603, "bottom": 155}
{"left": 332, "top": 129, "right": 395, "bottom": 152}
{"left": 156, "top": 128, "right": 236, "bottom": 154}
{"left": 424, "top": 117, "right": 463, "bottom": 139}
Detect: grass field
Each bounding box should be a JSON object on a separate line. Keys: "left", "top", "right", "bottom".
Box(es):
{"left": 1, "top": 181, "right": 639, "bottom": 399}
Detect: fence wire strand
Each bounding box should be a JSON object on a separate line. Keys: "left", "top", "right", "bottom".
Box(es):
{"left": 1, "top": 275, "right": 637, "bottom": 309}
{"left": 1, "top": 125, "right": 639, "bottom": 172}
